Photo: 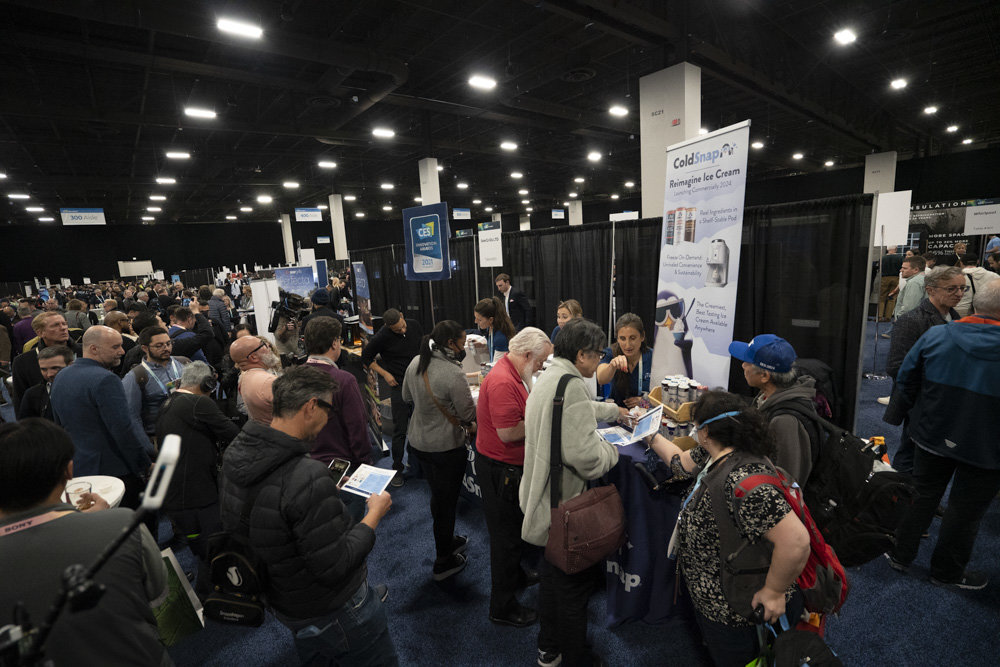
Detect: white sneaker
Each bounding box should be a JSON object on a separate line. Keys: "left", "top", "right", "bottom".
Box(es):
{"left": 877, "top": 396, "right": 890, "bottom": 405}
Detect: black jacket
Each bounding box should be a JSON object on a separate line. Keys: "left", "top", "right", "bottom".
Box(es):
{"left": 16, "top": 382, "right": 53, "bottom": 420}
{"left": 886, "top": 298, "right": 958, "bottom": 380}
{"left": 11, "top": 339, "right": 83, "bottom": 411}
{"left": 218, "top": 421, "right": 376, "bottom": 619}
{"left": 504, "top": 287, "right": 531, "bottom": 330}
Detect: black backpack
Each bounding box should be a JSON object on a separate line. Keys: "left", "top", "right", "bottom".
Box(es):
{"left": 772, "top": 402, "right": 917, "bottom": 567}
{"left": 793, "top": 358, "right": 839, "bottom": 423}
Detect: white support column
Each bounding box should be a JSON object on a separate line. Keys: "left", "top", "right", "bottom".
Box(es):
{"left": 568, "top": 201, "right": 583, "bottom": 226}
{"left": 640, "top": 62, "right": 701, "bottom": 219}
{"left": 328, "top": 194, "right": 349, "bottom": 261}
{"left": 280, "top": 213, "right": 295, "bottom": 264}
{"left": 418, "top": 157, "right": 441, "bottom": 205}
{"left": 519, "top": 214, "right": 531, "bottom": 231}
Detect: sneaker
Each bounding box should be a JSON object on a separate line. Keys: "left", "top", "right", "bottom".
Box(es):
{"left": 880, "top": 333, "right": 891, "bottom": 339}
{"left": 450, "top": 534, "right": 468, "bottom": 555}
{"left": 390, "top": 472, "right": 404, "bottom": 488}
{"left": 375, "top": 584, "right": 389, "bottom": 602}
{"left": 537, "top": 649, "right": 562, "bottom": 667}
{"left": 930, "top": 571, "right": 989, "bottom": 591}
{"left": 877, "top": 396, "right": 890, "bottom": 405}
{"left": 885, "top": 553, "right": 909, "bottom": 573}
{"left": 432, "top": 553, "right": 467, "bottom": 581}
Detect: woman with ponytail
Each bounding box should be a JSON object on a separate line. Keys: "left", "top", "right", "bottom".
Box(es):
{"left": 402, "top": 320, "right": 477, "bottom": 581}
{"left": 471, "top": 297, "right": 516, "bottom": 362}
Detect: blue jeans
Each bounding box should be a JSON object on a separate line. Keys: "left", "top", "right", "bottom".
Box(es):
{"left": 278, "top": 580, "right": 398, "bottom": 666}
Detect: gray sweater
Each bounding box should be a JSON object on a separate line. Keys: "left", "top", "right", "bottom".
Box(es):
{"left": 402, "top": 350, "right": 476, "bottom": 452}
{"left": 520, "top": 357, "right": 620, "bottom": 546}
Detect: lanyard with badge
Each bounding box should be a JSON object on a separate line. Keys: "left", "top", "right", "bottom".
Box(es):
{"left": 141, "top": 358, "right": 183, "bottom": 394}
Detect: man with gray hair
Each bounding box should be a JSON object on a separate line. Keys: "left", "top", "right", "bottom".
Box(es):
{"left": 885, "top": 280, "right": 1000, "bottom": 590}
{"left": 729, "top": 333, "right": 818, "bottom": 485}
{"left": 476, "top": 327, "right": 552, "bottom": 628}
{"left": 209, "top": 287, "right": 233, "bottom": 335}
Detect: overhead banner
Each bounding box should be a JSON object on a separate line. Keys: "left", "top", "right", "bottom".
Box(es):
{"left": 295, "top": 208, "right": 323, "bottom": 222}
{"left": 651, "top": 119, "right": 750, "bottom": 391}
{"left": 60, "top": 208, "right": 106, "bottom": 225}
{"left": 403, "top": 202, "right": 452, "bottom": 281}
{"left": 479, "top": 227, "right": 503, "bottom": 267}
{"left": 453, "top": 208, "right": 471, "bottom": 220}
{"left": 552, "top": 209, "right": 565, "bottom": 219}
{"left": 316, "top": 236, "right": 331, "bottom": 244}
{"left": 455, "top": 229, "right": 473, "bottom": 238}
{"left": 478, "top": 221, "right": 500, "bottom": 231}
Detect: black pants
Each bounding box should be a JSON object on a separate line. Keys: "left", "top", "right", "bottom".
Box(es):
{"left": 169, "top": 503, "right": 222, "bottom": 595}
{"left": 537, "top": 558, "right": 598, "bottom": 666}
{"left": 120, "top": 473, "right": 159, "bottom": 539}
{"left": 388, "top": 384, "right": 411, "bottom": 471}
{"left": 893, "top": 418, "right": 915, "bottom": 474}
{"left": 892, "top": 446, "right": 1000, "bottom": 581}
{"left": 478, "top": 454, "right": 528, "bottom": 615}
{"left": 411, "top": 447, "right": 467, "bottom": 561}
{"left": 693, "top": 591, "right": 804, "bottom": 667}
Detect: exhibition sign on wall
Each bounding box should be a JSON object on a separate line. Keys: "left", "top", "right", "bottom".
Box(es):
{"left": 402, "top": 202, "right": 452, "bottom": 281}
{"left": 60, "top": 208, "right": 106, "bottom": 225}
{"left": 651, "top": 120, "right": 750, "bottom": 391}
{"left": 274, "top": 266, "right": 315, "bottom": 298}
{"left": 294, "top": 208, "right": 323, "bottom": 222}
{"left": 478, "top": 220, "right": 503, "bottom": 268}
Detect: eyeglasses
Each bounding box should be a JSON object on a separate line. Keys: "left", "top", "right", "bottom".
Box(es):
{"left": 935, "top": 285, "right": 970, "bottom": 294}
{"left": 315, "top": 398, "right": 334, "bottom": 413}
{"left": 148, "top": 341, "right": 173, "bottom": 350}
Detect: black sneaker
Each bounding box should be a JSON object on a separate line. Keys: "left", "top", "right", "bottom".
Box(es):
{"left": 432, "top": 553, "right": 467, "bottom": 581}
{"left": 450, "top": 534, "right": 468, "bottom": 555}
{"left": 930, "top": 570, "right": 988, "bottom": 591}
{"left": 537, "top": 649, "right": 562, "bottom": 667}
{"left": 885, "top": 553, "right": 909, "bottom": 573}
{"left": 390, "top": 472, "right": 404, "bottom": 488}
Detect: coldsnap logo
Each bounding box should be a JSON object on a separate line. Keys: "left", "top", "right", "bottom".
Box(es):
{"left": 672, "top": 142, "right": 736, "bottom": 169}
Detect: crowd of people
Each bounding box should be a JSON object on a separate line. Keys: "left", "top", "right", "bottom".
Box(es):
{"left": 1, "top": 254, "right": 998, "bottom": 667}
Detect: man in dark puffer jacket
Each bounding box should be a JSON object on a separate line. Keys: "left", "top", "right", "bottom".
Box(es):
{"left": 219, "top": 366, "right": 398, "bottom": 665}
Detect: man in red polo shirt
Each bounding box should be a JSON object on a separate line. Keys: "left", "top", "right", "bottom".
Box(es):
{"left": 476, "top": 326, "right": 552, "bottom": 628}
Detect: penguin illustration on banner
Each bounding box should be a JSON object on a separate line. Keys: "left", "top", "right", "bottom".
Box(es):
{"left": 653, "top": 290, "right": 695, "bottom": 378}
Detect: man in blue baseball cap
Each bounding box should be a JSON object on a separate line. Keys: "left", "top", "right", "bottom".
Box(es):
{"left": 729, "top": 334, "right": 819, "bottom": 486}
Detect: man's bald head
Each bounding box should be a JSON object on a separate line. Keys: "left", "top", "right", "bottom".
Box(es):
{"left": 82, "top": 325, "right": 125, "bottom": 368}
{"left": 230, "top": 335, "right": 272, "bottom": 371}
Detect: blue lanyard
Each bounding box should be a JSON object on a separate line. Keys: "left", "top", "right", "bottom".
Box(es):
{"left": 141, "top": 359, "right": 181, "bottom": 394}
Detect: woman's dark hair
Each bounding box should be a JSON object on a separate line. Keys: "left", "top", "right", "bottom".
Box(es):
{"left": 609, "top": 313, "right": 649, "bottom": 398}
{"left": 474, "top": 297, "right": 516, "bottom": 341}
{"left": 690, "top": 390, "right": 775, "bottom": 459}
{"left": 553, "top": 318, "right": 606, "bottom": 362}
{"left": 417, "top": 320, "right": 466, "bottom": 375}
{"left": 0, "top": 419, "right": 75, "bottom": 512}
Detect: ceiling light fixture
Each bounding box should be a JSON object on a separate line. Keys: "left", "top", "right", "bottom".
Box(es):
{"left": 355, "top": 212, "right": 365, "bottom": 218}
{"left": 833, "top": 29, "right": 857, "bottom": 45}
{"left": 436, "top": 165, "right": 444, "bottom": 171}
{"left": 380, "top": 183, "right": 394, "bottom": 190}
{"left": 372, "top": 127, "right": 395, "bottom": 138}
{"left": 510, "top": 171, "right": 523, "bottom": 179}
{"left": 526, "top": 207, "right": 533, "bottom": 212}
{"left": 414, "top": 197, "right": 423, "bottom": 202}
{"left": 38, "top": 217, "right": 55, "bottom": 222}
{"left": 824, "top": 160, "right": 835, "bottom": 167}
{"left": 141, "top": 216, "right": 155, "bottom": 221}
{"left": 587, "top": 151, "right": 602, "bottom": 162}
{"left": 156, "top": 177, "right": 176, "bottom": 184}
{"left": 7, "top": 193, "right": 29, "bottom": 199}
{"left": 382, "top": 205, "right": 392, "bottom": 211}
{"left": 472, "top": 199, "right": 482, "bottom": 204}
{"left": 457, "top": 182, "right": 469, "bottom": 189}
{"left": 500, "top": 141, "right": 518, "bottom": 151}
{"left": 216, "top": 18, "right": 263, "bottom": 39}
{"left": 240, "top": 206, "right": 253, "bottom": 212}
{"left": 226, "top": 215, "right": 237, "bottom": 220}
{"left": 625, "top": 181, "right": 635, "bottom": 188}
{"left": 149, "top": 195, "right": 166, "bottom": 201}
{"left": 574, "top": 177, "right": 585, "bottom": 183}
{"left": 569, "top": 192, "right": 578, "bottom": 198}
{"left": 890, "top": 78, "right": 907, "bottom": 90}
{"left": 257, "top": 195, "right": 273, "bottom": 203}
{"left": 0, "top": 172, "right": 6, "bottom": 179}
{"left": 609, "top": 105, "right": 628, "bottom": 117}
{"left": 521, "top": 199, "right": 529, "bottom": 204}
{"left": 611, "top": 194, "right": 619, "bottom": 200}
{"left": 518, "top": 189, "right": 528, "bottom": 195}
{"left": 962, "top": 138, "right": 973, "bottom": 144}
{"left": 344, "top": 195, "right": 357, "bottom": 201}
{"left": 318, "top": 160, "right": 337, "bottom": 168}
{"left": 468, "top": 74, "right": 497, "bottom": 90}
{"left": 484, "top": 206, "right": 493, "bottom": 212}
{"left": 165, "top": 151, "right": 190, "bottom": 159}
{"left": 946, "top": 125, "right": 959, "bottom": 133}
{"left": 792, "top": 153, "right": 804, "bottom": 160}
{"left": 923, "top": 106, "right": 938, "bottom": 115}
{"left": 147, "top": 207, "right": 161, "bottom": 212}
{"left": 562, "top": 202, "right": 570, "bottom": 206}
{"left": 283, "top": 181, "right": 299, "bottom": 189}
{"left": 184, "top": 107, "right": 216, "bottom": 119}
{"left": 317, "top": 204, "right": 328, "bottom": 210}
{"left": 25, "top": 206, "right": 44, "bottom": 212}
{"left": 751, "top": 141, "right": 765, "bottom": 149}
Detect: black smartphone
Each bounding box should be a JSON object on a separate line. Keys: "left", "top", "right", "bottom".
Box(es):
{"left": 328, "top": 458, "right": 351, "bottom": 486}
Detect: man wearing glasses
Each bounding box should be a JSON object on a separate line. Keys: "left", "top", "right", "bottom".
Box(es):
{"left": 884, "top": 266, "right": 965, "bottom": 472}
{"left": 230, "top": 334, "right": 280, "bottom": 426}
{"left": 122, "top": 326, "right": 190, "bottom": 441}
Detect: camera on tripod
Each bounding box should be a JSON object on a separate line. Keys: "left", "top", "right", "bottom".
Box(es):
{"left": 267, "top": 292, "right": 310, "bottom": 334}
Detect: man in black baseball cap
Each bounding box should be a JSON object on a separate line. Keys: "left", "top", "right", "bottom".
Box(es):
{"left": 729, "top": 334, "right": 819, "bottom": 486}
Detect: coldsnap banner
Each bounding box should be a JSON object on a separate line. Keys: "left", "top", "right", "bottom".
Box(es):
{"left": 651, "top": 120, "right": 750, "bottom": 390}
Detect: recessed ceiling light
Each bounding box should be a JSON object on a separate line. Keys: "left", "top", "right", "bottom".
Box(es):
{"left": 155, "top": 177, "right": 176, "bottom": 184}
{"left": 484, "top": 207, "right": 493, "bottom": 212}
{"left": 372, "top": 127, "right": 395, "bottom": 138}
{"left": 751, "top": 141, "right": 765, "bottom": 149}
{"left": 317, "top": 204, "right": 328, "bottom": 210}
{"left": 0, "top": 172, "right": 6, "bottom": 179}
{"left": 472, "top": 199, "right": 482, "bottom": 204}
{"left": 962, "top": 138, "right": 974, "bottom": 144}
{"left": 165, "top": 151, "right": 190, "bottom": 159}
{"left": 587, "top": 151, "right": 602, "bottom": 162}
{"left": 624, "top": 181, "right": 635, "bottom": 188}
{"left": 226, "top": 215, "right": 237, "bottom": 220}
{"left": 318, "top": 160, "right": 337, "bottom": 168}
{"left": 436, "top": 165, "right": 444, "bottom": 171}
{"left": 518, "top": 189, "right": 528, "bottom": 195}
{"left": 283, "top": 181, "right": 299, "bottom": 189}
{"left": 7, "top": 193, "right": 29, "bottom": 199}
{"left": 923, "top": 106, "right": 938, "bottom": 115}
{"left": 521, "top": 199, "right": 530, "bottom": 204}
{"left": 380, "top": 183, "right": 394, "bottom": 190}
{"left": 457, "top": 182, "right": 469, "bottom": 189}
{"left": 184, "top": 107, "right": 216, "bottom": 119}
{"left": 574, "top": 177, "right": 585, "bottom": 183}
{"left": 824, "top": 160, "right": 835, "bottom": 167}
{"left": 526, "top": 207, "right": 533, "bottom": 212}
{"left": 833, "top": 29, "right": 856, "bottom": 45}
{"left": 500, "top": 141, "right": 518, "bottom": 151}
{"left": 382, "top": 205, "right": 392, "bottom": 211}
{"left": 344, "top": 195, "right": 357, "bottom": 201}
{"left": 792, "top": 153, "right": 804, "bottom": 160}
{"left": 946, "top": 125, "right": 959, "bottom": 133}
{"left": 355, "top": 212, "right": 365, "bottom": 218}
{"left": 611, "top": 194, "right": 620, "bottom": 200}
{"left": 890, "top": 78, "right": 907, "bottom": 90}
{"left": 510, "top": 171, "right": 523, "bottom": 179}
{"left": 608, "top": 105, "right": 629, "bottom": 117}
{"left": 216, "top": 18, "right": 263, "bottom": 39}
{"left": 141, "top": 216, "right": 154, "bottom": 221}
{"left": 468, "top": 74, "right": 497, "bottom": 90}
{"left": 38, "top": 217, "right": 54, "bottom": 222}
{"left": 257, "top": 195, "right": 273, "bottom": 203}
{"left": 149, "top": 195, "right": 166, "bottom": 201}
{"left": 414, "top": 197, "right": 423, "bottom": 202}
{"left": 563, "top": 202, "right": 570, "bottom": 206}
{"left": 146, "top": 206, "right": 161, "bottom": 212}
{"left": 698, "top": 128, "right": 709, "bottom": 135}
{"left": 569, "top": 192, "right": 578, "bottom": 198}
{"left": 25, "top": 206, "right": 43, "bottom": 212}
{"left": 240, "top": 206, "right": 253, "bottom": 212}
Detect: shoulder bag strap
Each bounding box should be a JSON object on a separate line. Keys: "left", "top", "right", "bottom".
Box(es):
{"left": 549, "top": 374, "right": 575, "bottom": 510}
{"left": 422, "top": 369, "right": 466, "bottom": 429}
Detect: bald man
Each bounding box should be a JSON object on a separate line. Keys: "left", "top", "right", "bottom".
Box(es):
{"left": 51, "top": 326, "right": 153, "bottom": 511}
{"left": 231, "top": 335, "right": 280, "bottom": 426}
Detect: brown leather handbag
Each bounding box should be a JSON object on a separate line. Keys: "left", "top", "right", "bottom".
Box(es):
{"left": 544, "top": 374, "right": 626, "bottom": 574}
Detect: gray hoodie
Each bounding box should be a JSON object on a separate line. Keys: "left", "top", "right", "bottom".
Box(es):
{"left": 753, "top": 375, "right": 818, "bottom": 486}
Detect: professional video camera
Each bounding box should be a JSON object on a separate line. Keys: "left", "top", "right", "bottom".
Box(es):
{"left": 267, "top": 292, "right": 310, "bottom": 334}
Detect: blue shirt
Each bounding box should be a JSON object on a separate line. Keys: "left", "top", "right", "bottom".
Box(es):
{"left": 599, "top": 347, "right": 653, "bottom": 407}
{"left": 468, "top": 327, "right": 509, "bottom": 361}
{"left": 550, "top": 325, "right": 561, "bottom": 343}
{"left": 123, "top": 357, "right": 186, "bottom": 435}
{"left": 986, "top": 236, "right": 1000, "bottom": 257}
